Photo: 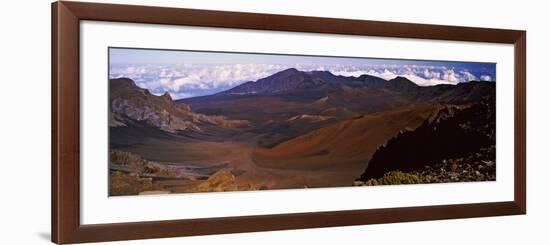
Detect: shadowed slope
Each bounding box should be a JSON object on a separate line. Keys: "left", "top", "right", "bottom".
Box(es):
{"left": 359, "top": 94, "right": 496, "bottom": 180}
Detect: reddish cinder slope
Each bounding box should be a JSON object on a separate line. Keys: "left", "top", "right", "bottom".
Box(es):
{"left": 251, "top": 105, "right": 442, "bottom": 170}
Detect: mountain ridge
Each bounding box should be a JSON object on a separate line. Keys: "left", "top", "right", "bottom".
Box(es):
{"left": 178, "top": 68, "right": 494, "bottom": 104}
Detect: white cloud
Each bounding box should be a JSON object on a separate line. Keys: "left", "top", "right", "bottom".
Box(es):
{"left": 423, "top": 69, "right": 441, "bottom": 79}
{"left": 110, "top": 63, "right": 494, "bottom": 98}
{"left": 169, "top": 92, "right": 195, "bottom": 99}
{"left": 459, "top": 70, "right": 477, "bottom": 82}
{"left": 480, "top": 75, "right": 492, "bottom": 81}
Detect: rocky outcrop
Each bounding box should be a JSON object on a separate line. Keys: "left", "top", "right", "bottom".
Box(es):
{"left": 193, "top": 169, "right": 258, "bottom": 192}
{"left": 110, "top": 150, "right": 187, "bottom": 179}
{"left": 109, "top": 171, "right": 156, "bottom": 196}
{"left": 408, "top": 147, "right": 496, "bottom": 183}
{"left": 194, "top": 169, "right": 239, "bottom": 192}
{"left": 111, "top": 96, "right": 201, "bottom": 133}
{"left": 109, "top": 78, "right": 249, "bottom": 133}
{"left": 354, "top": 145, "right": 496, "bottom": 186}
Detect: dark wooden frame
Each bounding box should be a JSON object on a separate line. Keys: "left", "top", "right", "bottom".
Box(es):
{"left": 52, "top": 1, "right": 526, "bottom": 244}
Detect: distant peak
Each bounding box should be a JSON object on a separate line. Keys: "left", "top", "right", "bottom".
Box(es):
{"left": 309, "top": 70, "right": 337, "bottom": 77}
{"left": 110, "top": 78, "right": 142, "bottom": 91}
{"left": 272, "top": 68, "right": 301, "bottom": 77}
{"left": 391, "top": 76, "right": 409, "bottom": 81}
{"left": 282, "top": 67, "right": 299, "bottom": 73}
{"left": 390, "top": 76, "right": 417, "bottom": 85}
{"left": 385, "top": 76, "right": 419, "bottom": 92}
{"left": 259, "top": 68, "right": 305, "bottom": 81}
{"left": 358, "top": 74, "right": 382, "bottom": 79}
{"left": 110, "top": 77, "right": 137, "bottom": 86}
{"left": 161, "top": 91, "right": 173, "bottom": 101}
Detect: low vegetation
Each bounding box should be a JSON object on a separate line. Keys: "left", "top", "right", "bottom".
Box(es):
{"left": 354, "top": 170, "right": 421, "bottom": 186}
{"left": 376, "top": 171, "right": 422, "bottom": 185}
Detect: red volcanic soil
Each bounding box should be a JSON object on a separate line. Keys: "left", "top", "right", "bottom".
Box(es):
{"left": 113, "top": 105, "right": 447, "bottom": 191}
{"left": 251, "top": 105, "right": 443, "bottom": 171}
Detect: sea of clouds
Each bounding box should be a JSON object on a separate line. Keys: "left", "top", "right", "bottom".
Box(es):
{"left": 109, "top": 63, "right": 495, "bottom": 99}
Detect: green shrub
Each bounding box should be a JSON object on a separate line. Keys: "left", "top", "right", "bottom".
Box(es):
{"left": 376, "top": 170, "right": 422, "bottom": 185}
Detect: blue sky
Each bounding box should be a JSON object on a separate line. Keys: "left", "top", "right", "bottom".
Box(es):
{"left": 109, "top": 47, "right": 496, "bottom": 99}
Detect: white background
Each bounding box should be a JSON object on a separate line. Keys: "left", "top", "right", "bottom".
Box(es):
{"left": 0, "top": 0, "right": 548, "bottom": 244}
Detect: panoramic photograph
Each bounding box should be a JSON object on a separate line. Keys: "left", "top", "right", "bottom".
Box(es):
{"left": 108, "top": 47, "right": 496, "bottom": 196}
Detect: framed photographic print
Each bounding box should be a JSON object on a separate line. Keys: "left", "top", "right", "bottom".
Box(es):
{"left": 52, "top": 1, "right": 526, "bottom": 244}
